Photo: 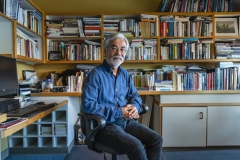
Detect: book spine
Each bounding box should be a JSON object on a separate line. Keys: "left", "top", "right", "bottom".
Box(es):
{"left": 228, "top": 0, "right": 234, "bottom": 12}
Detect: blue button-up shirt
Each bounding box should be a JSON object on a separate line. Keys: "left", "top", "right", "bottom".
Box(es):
{"left": 81, "top": 60, "right": 142, "bottom": 123}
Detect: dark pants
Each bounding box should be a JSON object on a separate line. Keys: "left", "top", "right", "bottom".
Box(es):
{"left": 96, "top": 119, "right": 163, "bottom": 160}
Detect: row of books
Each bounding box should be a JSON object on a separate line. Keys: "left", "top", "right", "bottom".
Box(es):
{"left": 125, "top": 39, "right": 157, "bottom": 60}
{"left": 157, "top": 0, "right": 234, "bottom": 12}
{"left": 17, "top": 8, "right": 42, "bottom": 34}
{"left": 215, "top": 41, "right": 240, "bottom": 59}
{"left": 0, "top": 0, "right": 42, "bottom": 34}
{"left": 160, "top": 16, "right": 212, "bottom": 37}
{"left": 0, "top": 0, "right": 22, "bottom": 19}
{"left": 17, "top": 28, "right": 39, "bottom": 59}
{"left": 46, "top": 18, "right": 101, "bottom": 37}
{"left": 129, "top": 71, "right": 155, "bottom": 89}
{"left": 126, "top": 46, "right": 157, "bottom": 60}
{"left": 64, "top": 67, "right": 175, "bottom": 91}
{"left": 176, "top": 66, "right": 240, "bottom": 91}
{"left": 104, "top": 14, "right": 159, "bottom": 37}
{"left": 67, "top": 74, "right": 83, "bottom": 92}
{"left": 64, "top": 64, "right": 240, "bottom": 91}
{"left": 47, "top": 40, "right": 101, "bottom": 61}
{"left": 128, "top": 67, "right": 176, "bottom": 91}
{"left": 130, "top": 64, "right": 240, "bottom": 91}
{"left": 66, "top": 68, "right": 93, "bottom": 92}
{"left": 161, "top": 38, "right": 213, "bottom": 60}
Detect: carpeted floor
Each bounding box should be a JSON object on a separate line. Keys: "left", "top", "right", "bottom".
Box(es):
{"left": 5, "top": 146, "right": 240, "bottom": 160}
{"left": 65, "top": 145, "right": 240, "bottom": 160}
{"left": 5, "top": 154, "right": 67, "bottom": 160}
{"left": 163, "top": 149, "right": 240, "bottom": 160}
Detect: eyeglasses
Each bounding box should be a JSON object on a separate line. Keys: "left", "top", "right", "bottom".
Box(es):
{"left": 108, "top": 46, "right": 127, "bottom": 54}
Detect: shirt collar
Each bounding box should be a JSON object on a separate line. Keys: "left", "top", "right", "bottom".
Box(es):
{"left": 102, "top": 59, "right": 122, "bottom": 74}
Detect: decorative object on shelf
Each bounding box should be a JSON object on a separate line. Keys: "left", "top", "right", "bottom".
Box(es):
{"left": 215, "top": 18, "right": 238, "bottom": 36}
{"left": 74, "top": 117, "right": 85, "bottom": 145}
{"left": 48, "top": 51, "right": 62, "bottom": 60}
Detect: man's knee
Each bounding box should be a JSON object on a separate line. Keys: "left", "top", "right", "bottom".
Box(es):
{"left": 151, "top": 132, "right": 163, "bottom": 148}
{"left": 127, "top": 144, "right": 147, "bottom": 160}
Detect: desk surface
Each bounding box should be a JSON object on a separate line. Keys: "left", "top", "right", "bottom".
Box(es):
{"left": 31, "top": 90, "right": 240, "bottom": 97}
{"left": 0, "top": 100, "right": 68, "bottom": 138}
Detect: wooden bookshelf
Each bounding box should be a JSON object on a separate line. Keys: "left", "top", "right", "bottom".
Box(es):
{"left": 0, "top": 0, "right": 45, "bottom": 64}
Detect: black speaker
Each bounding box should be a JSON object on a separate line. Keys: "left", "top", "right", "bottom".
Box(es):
{"left": 0, "top": 99, "right": 20, "bottom": 113}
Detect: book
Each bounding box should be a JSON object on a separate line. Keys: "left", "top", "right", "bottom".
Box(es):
{"left": 157, "top": 0, "right": 169, "bottom": 12}
{"left": 55, "top": 124, "right": 66, "bottom": 128}
{"left": 228, "top": 0, "right": 234, "bottom": 12}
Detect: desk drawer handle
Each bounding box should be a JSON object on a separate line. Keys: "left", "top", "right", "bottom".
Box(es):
{"left": 200, "top": 112, "right": 203, "bottom": 119}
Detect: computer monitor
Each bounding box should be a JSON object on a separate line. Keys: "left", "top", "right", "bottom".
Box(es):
{"left": 0, "top": 55, "right": 19, "bottom": 97}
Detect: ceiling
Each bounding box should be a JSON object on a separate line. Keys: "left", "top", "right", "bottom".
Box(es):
{"left": 31, "top": 0, "right": 162, "bottom": 13}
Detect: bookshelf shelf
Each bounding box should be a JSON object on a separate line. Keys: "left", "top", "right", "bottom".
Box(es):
{"left": 47, "top": 37, "right": 101, "bottom": 41}
{"left": 215, "top": 36, "right": 240, "bottom": 39}
{"left": 16, "top": 22, "right": 43, "bottom": 37}
{"left": 160, "top": 36, "right": 213, "bottom": 38}
{"left": 46, "top": 60, "right": 102, "bottom": 64}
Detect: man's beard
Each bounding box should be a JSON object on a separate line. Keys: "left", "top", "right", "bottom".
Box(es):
{"left": 106, "top": 55, "right": 124, "bottom": 68}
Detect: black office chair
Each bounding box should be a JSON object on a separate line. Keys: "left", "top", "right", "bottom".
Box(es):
{"left": 78, "top": 104, "right": 149, "bottom": 160}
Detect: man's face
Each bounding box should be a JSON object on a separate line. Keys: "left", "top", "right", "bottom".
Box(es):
{"left": 105, "top": 38, "right": 127, "bottom": 68}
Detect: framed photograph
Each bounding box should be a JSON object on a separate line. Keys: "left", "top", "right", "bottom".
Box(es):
{"left": 215, "top": 18, "right": 238, "bottom": 36}
{"left": 48, "top": 51, "right": 62, "bottom": 60}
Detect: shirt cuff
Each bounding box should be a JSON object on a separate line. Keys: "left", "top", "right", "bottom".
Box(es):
{"left": 132, "top": 103, "right": 142, "bottom": 112}
{"left": 115, "top": 107, "right": 122, "bottom": 119}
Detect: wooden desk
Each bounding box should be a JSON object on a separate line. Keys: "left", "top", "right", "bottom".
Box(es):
{"left": 0, "top": 100, "right": 68, "bottom": 159}
{"left": 31, "top": 90, "right": 240, "bottom": 97}
{"left": 1, "top": 100, "right": 68, "bottom": 138}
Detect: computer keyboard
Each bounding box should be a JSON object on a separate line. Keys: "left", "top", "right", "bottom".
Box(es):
{"left": 7, "top": 103, "right": 58, "bottom": 117}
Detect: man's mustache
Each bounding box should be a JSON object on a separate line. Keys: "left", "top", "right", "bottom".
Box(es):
{"left": 112, "top": 56, "right": 123, "bottom": 61}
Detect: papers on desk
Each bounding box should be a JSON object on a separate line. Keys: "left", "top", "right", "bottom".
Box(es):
{"left": 0, "top": 118, "right": 28, "bottom": 130}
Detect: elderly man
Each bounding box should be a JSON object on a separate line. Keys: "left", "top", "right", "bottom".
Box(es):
{"left": 82, "top": 33, "right": 163, "bottom": 160}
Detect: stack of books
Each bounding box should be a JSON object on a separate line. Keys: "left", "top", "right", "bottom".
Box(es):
{"left": 83, "top": 17, "right": 101, "bottom": 37}
{"left": 104, "top": 19, "right": 119, "bottom": 37}
{"left": 46, "top": 20, "right": 63, "bottom": 37}
{"left": 41, "top": 124, "right": 52, "bottom": 135}
{"left": 62, "top": 18, "right": 79, "bottom": 37}
{"left": 54, "top": 124, "right": 67, "bottom": 135}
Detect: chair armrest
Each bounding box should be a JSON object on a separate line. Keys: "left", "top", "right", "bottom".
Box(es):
{"left": 78, "top": 113, "right": 106, "bottom": 147}
{"left": 139, "top": 103, "right": 148, "bottom": 115}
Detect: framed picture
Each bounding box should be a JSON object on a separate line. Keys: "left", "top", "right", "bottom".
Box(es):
{"left": 48, "top": 51, "right": 62, "bottom": 60}
{"left": 215, "top": 18, "right": 238, "bottom": 36}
